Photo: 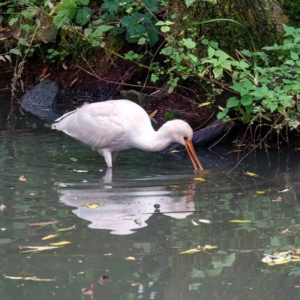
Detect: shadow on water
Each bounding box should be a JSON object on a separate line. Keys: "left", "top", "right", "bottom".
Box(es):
{"left": 1, "top": 95, "right": 300, "bottom": 299}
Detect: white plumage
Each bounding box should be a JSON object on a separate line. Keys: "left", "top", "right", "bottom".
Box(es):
{"left": 51, "top": 99, "right": 204, "bottom": 172}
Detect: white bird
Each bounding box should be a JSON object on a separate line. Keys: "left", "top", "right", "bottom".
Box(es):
{"left": 51, "top": 99, "right": 205, "bottom": 172}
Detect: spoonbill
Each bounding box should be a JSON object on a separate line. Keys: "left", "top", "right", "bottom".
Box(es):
{"left": 51, "top": 99, "right": 205, "bottom": 172}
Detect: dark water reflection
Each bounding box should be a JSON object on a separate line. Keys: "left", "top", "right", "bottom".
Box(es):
{"left": 1, "top": 96, "right": 300, "bottom": 299}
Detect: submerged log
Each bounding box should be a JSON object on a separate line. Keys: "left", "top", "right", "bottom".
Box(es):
{"left": 164, "top": 119, "right": 235, "bottom": 152}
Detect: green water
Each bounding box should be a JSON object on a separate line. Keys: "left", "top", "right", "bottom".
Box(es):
{"left": 1, "top": 97, "right": 300, "bottom": 300}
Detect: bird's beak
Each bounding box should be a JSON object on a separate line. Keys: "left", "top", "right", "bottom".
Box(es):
{"left": 184, "top": 139, "right": 205, "bottom": 173}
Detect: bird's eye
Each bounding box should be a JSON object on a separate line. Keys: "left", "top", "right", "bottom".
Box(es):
{"left": 184, "top": 136, "right": 188, "bottom": 141}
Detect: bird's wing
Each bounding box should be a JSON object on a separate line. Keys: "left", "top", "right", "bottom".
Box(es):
{"left": 53, "top": 103, "right": 127, "bottom": 151}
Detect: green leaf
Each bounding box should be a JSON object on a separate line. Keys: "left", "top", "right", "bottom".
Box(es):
{"left": 9, "top": 49, "right": 22, "bottom": 56}
{"left": 213, "top": 67, "right": 223, "bottom": 78}
{"left": 160, "top": 46, "right": 173, "bottom": 56}
{"left": 290, "top": 51, "right": 299, "bottom": 60}
{"left": 227, "top": 97, "right": 240, "bottom": 108}
{"left": 101, "top": 0, "right": 120, "bottom": 15}
{"left": 18, "top": 38, "right": 30, "bottom": 47}
{"left": 161, "top": 26, "right": 170, "bottom": 32}
{"left": 208, "top": 47, "right": 215, "bottom": 58}
{"left": 75, "top": 7, "right": 92, "bottom": 26}
{"left": 74, "top": 0, "right": 89, "bottom": 5}
{"left": 84, "top": 28, "right": 92, "bottom": 37}
{"left": 185, "top": 0, "right": 197, "bottom": 8}
{"left": 21, "top": 8, "right": 37, "bottom": 20}
{"left": 182, "top": 38, "right": 196, "bottom": 49}
{"left": 240, "top": 94, "right": 252, "bottom": 106}
{"left": 268, "top": 102, "right": 278, "bottom": 113}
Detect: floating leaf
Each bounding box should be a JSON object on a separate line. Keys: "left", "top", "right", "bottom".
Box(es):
{"left": 57, "top": 224, "right": 76, "bottom": 231}
{"left": 169, "top": 185, "right": 181, "bottom": 188}
{"left": 73, "top": 169, "right": 88, "bottom": 173}
{"left": 70, "top": 157, "right": 78, "bottom": 161}
{"left": 19, "top": 175, "right": 27, "bottom": 182}
{"left": 194, "top": 177, "right": 206, "bottom": 182}
{"left": 124, "top": 256, "right": 136, "bottom": 260}
{"left": 82, "top": 203, "right": 102, "bottom": 208}
{"left": 58, "top": 183, "right": 68, "bottom": 188}
{"left": 203, "top": 245, "right": 218, "bottom": 250}
{"left": 104, "top": 253, "right": 113, "bottom": 256}
{"left": 170, "top": 149, "right": 181, "bottom": 153}
{"left": 278, "top": 189, "right": 289, "bottom": 193}
{"left": 29, "top": 221, "right": 57, "bottom": 226}
{"left": 42, "top": 234, "right": 59, "bottom": 240}
{"left": 131, "top": 282, "right": 140, "bottom": 286}
{"left": 29, "top": 193, "right": 36, "bottom": 196}
{"left": 179, "top": 248, "right": 201, "bottom": 254}
{"left": 191, "top": 220, "right": 198, "bottom": 226}
{"left": 19, "top": 246, "right": 60, "bottom": 253}
{"left": 198, "top": 102, "right": 211, "bottom": 107}
{"left": 198, "top": 219, "right": 212, "bottom": 224}
{"left": 256, "top": 190, "right": 265, "bottom": 195}
{"left": 281, "top": 229, "right": 289, "bottom": 234}
{"left": 229, "top": 220, "right": 251, "bottom": 223}
{"left": 4, "top": 275, "right": 55, "bottom": 281}
{"left": 50, "top": 241, "right": 71, "bottom": 246}
{"left": 244, "top": 171, "right": 258, "bottom": 177}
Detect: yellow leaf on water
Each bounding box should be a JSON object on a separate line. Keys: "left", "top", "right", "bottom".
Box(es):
{"left": 149, "top": 110, "right": 158, "bottom": 118}
{"left": 70, "top": 157, "right": 78, "bottom": 162}
{"left": 230, "top": 220, "right": 251, "bottom": 223}
{"left": 169, "top": 185, "right": 181, "bottom": 188}
{"left": 170, "top": 149, "right": 181, "bottom": 153}
{"left": 203, "top": 245, "right": 218, "bottom": 250}
{"left": 273, "top": 259, "right": 290, "bottom": 265}
{"left": 131, "top": 282, "right": 140, "bottom": 286}
{"left": 244, "top": 171, "right": 258, "bottom": 177}
{"left": 42, "top": 234, "right": 59, "bottom": 240}
{"left": 194, "top": 177, "right": 206, "bottom": 182}
{"left": 104, "top": 253, "right": 113, "bottom": 256}
{"left": 256, "top": 191, "right": 265, "bottom": 195}
{"left": 82, "top": 203, "right": 100, "bottom": 208}
{"left": 124, "top": 256, "right": 136, "bottom": 261}
{"left": 50, "top": 241, "right": 71, "bottom": 246}
{"left": 198, "top": 102, "right": 211, "bottom": 108}
{"left": 179, "top": 248, "right": 201, "bottom": 255}
{"left": 56, "top": 224, "right": 76, "bottom": 231}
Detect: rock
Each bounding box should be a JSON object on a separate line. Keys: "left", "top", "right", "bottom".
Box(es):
{"left": 20, "top": 79, "right": 60, "bottom": 120}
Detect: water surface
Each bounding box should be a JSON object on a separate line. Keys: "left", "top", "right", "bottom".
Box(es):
{"left": 1, "top": 96, "right": 300, "bottom": 300}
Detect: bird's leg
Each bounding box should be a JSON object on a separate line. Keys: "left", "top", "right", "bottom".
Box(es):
{"left": 111, "top": 151, "right": 119, "bottom": 164}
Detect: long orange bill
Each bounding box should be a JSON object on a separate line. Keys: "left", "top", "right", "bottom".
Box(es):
{"left": 184, "top": 139, "right": 205, "bottom": 173}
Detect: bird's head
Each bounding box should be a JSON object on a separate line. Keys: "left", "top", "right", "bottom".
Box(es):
{"left": 162, "top": 119, "right": 205, "bottom": 173}
{"left": 163, "top": 119, "right": 193, "bottom": 145}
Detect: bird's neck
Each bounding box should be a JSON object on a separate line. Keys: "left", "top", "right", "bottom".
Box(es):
{"left": 135, "top": 123, "right": 175, "bottom": 152}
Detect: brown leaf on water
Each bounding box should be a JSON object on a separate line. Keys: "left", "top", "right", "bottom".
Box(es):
{"left": 29, "top": 221, "right": 57, "bottom": 226}
{"left": 56, "top": 224, "right": 76, "bottom": 231}
{"left": 4, "top": 275, "right": 55, "bottom": 281}
{"left": 0, "top": 204, "right": 6, "bottom": 211}
{"left": 42, "top": 234, "right": 59, "bottom": 240}
{"left": 272, "top": 196, "right": 282, "bottom": 202}
{"left": 19, "top": 175, "right": 27, "bottom": 182}
{"left": 280, "top": 229, "right": 289, "bottom": 234}
{"left": 82, "top": 283, "right": 94, "bottom": 296}
{"left": 50, "top": 241, "right": 71, "bottom": 246}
